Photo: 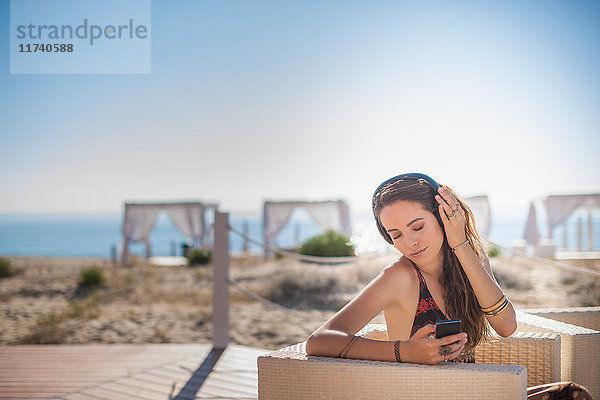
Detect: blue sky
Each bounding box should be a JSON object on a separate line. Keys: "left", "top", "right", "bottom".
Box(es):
{"left": 1, "top": 0, "right": 599, "bottom": 221}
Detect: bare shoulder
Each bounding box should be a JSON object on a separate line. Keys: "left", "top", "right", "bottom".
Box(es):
{"left": 377, "top": 256, "right": 417, "bottom": 292}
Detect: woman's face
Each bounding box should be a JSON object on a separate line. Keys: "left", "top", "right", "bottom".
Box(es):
{"left": 379, "top": 200, "right": 445, "bottom": 265}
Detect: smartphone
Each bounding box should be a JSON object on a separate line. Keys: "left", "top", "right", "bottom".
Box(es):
{"left": 435, "top": 319, "right": 462, "bottom": 339}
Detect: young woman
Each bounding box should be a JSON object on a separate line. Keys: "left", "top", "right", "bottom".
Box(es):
{"left": 306, "top": 173, "right": 592, "bottom": 399}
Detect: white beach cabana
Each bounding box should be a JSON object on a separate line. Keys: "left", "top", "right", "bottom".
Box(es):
{"left": 121, "top": 201, "right": 218, "bottom": 264}
{"left": 523, "top": 194, "right": 600, "bottom": 255}
{"left": 262, "top": 199, "right": 351, "bottom": 258}
{"left": 464, "top": 195, "right": 491, "bottom": 239}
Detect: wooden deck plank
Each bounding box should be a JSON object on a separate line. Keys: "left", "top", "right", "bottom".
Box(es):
{"left": 128, "top": 364, "right": 258, "bottom": 397}
{"left": 62, "top": 393, "right": 110, "bottom": 400}
{"left": 0, "top": 380, "right": 101, "bottom": 384}
{"left": 0, "top": 344, "right": 268, "bottom": 400}
{"left": 105, "top": 378, "right": 179, "bottom": 396}
{"left": 149, "top": 363, "right": 258, "bottom": 392}
{"left": 0, "top": 383, "right": 97, "bottom": 391}
{"left": 0, "top": 397, "right": 50, "bottom": 400}
{"left": 139, "top": 366, "right": 195, "bottom": 382}
{"left": 91, "top": 382, "right": 173, "bottom": 400}
{"left": 0, "top": 396, "right": 59, "bottom": 399}
{"left": 188, "top": 370, "right": 259, "bottom": 388}
{"left": 125, "top": 372, "right": 184, "bottom": 388}
{"left": 69, "top": 386, "right": 153, "bottom": 400}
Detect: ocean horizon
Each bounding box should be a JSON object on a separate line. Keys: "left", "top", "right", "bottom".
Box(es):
{"left": 0, "top": 210, "right": 598, "bottom": 258}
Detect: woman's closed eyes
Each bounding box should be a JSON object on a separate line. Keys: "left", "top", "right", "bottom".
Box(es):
{"left": 393, "top": 224, "right": 424, "bottom": 240}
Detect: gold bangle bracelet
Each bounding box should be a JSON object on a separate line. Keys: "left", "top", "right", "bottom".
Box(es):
{"left": 484, "top": 297, "right": 508, "bottom": 315}
{"left": 494, "top": 300, "right": 510, "bottom": 317}
{"left": 485, "top": 299, "right": 510, "bottom": 317}
{"left": 481, "top": 295, "right": 507, "bottom": 313}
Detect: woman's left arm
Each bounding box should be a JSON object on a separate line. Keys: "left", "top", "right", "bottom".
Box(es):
{"left": 436, "top": 186, "right": 517, "bottom": 337}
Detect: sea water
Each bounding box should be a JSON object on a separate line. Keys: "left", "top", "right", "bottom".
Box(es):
{"left": 0, "top": 210, "right": 598, "bottom": 258}
{"left": 0, "top": 211, "right": 327, "bottom": 258}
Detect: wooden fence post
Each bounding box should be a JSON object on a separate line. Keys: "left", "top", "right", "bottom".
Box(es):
{"left": 577, "top": 217, "right": 583, "bottom": 250}
{"left": 212, "top": 211, "right": 230, "bottom": 349}
{"left": 243, "top": 220, "right": 249, "bottom": 252}
{"left": 588, "top": 212, "right": 594, "bottom": 251}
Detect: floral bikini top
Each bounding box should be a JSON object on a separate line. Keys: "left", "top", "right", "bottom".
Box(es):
{"left": 410, "top": 262, "right": 475, "bottom": 363}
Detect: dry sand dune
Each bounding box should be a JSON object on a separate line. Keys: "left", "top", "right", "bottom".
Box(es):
{"left": 1, "top": 253, "right": 599, "bottom": 350}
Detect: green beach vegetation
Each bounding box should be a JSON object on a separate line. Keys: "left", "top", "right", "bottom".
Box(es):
{"left": 299, "top": 230, "right": 355, "bottom": 257}
{"left": 487, "top": 244, "right": 501, "bottom": 258}
{"left": 188, "top": 248, "right": 212, "bottom": 266}
{"left": 0, "top": 258, "right": 15, "bottom": 278}
{"left": 78, "top": 266, "right": 105, "bottom": 288}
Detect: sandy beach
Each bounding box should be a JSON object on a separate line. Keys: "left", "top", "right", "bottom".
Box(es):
{"left": 1, "top": 253, "right": 599, "bottom": 350}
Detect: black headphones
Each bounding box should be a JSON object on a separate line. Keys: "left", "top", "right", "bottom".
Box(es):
{"left": 372, "top": 173, "right": 441, "bottom": 244}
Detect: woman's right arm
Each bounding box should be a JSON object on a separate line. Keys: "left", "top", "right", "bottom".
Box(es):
{"left": 305, "top": 263, "right": 467, "bottom": 364}
{"left": 306, "top": 265, "right": 401, "bottom": 361}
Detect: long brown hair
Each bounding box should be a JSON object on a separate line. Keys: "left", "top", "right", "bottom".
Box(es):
{"left": 372, "top": 177, "right": 489, "bottom": 348}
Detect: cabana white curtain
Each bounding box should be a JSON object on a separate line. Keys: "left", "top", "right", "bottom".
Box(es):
{"left": 545, "top": 195, "right": 600, "bottom": 235}
{"left": 262, "top": 200, "right": 352, "bottom": 257}
{"left": 523, "top": 194, "right": 600, "bottom": 245}
{"left": 121, "top": 202, "right": 214, "bottom": 264}
{"left": 166, "top": 204, "right": 206, "bottom": 243}
{"left": 464, "top": 195, "right": 491, "bottom": 239}
{"left": 123, "top": 205, "right": 162, "bottom": 244}
{"left": 263, "top": 203, "right": 296, "bottom": 240}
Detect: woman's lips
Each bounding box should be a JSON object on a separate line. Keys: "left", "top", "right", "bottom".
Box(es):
{"left": 411, "top": 248, "right": 426, "bottom": 257}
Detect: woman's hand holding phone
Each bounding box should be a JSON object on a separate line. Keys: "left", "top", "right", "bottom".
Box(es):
{"left": 400, "top": 323, "right": 468, "bottom": 365}
{"left": 435, "top": 319, "right": 462, "bottom": 340}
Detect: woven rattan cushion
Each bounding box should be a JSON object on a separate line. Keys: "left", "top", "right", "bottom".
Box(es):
{"left": 516, "top": 310, "right": 599, "bottom": 399}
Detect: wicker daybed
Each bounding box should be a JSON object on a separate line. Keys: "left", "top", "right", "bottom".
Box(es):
{"left": 257, "top": 307, "right": 599, "bottom": 400}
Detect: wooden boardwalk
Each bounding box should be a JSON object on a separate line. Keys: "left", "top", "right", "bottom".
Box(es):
{"left": 0, "top": 343, "right": 270, "bottom": 400}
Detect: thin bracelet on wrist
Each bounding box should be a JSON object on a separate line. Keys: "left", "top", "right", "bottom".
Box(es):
{"left": 451, "top": 239, "right": 469, "bottom": 252}
{"left": 394, "top": 340, "right": 403, "bottom": 362}
{"left": 338, "top": 335, "right": 358, "bottom": 358}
